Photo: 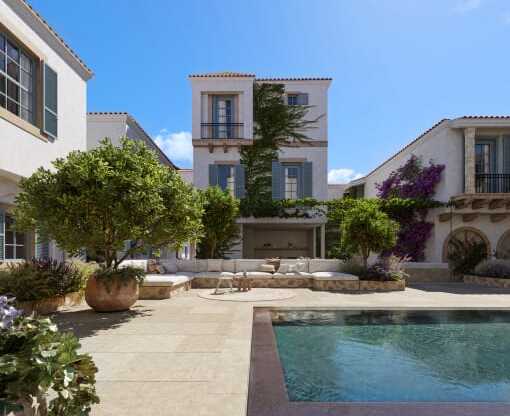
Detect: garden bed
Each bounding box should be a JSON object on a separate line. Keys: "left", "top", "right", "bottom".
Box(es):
{"left": 16, "top": 291, "right": 83, "bottom": 315}
{"left": 464, "top": 275, "right": 510, "bottom": 289}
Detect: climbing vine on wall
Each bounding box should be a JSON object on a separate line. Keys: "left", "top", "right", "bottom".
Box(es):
{"left": 376, "top": 155, "right": 445, "bottom": 261}
{"left": 240, "top": 83, "right": 320, "bottom": 217}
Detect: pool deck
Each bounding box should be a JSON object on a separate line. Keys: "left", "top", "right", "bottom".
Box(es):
{"left": 54, "top": 283, "right": 510, "bottom": 416}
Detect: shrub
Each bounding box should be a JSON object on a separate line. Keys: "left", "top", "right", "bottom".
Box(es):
{"left": 362, "top": 255, "right": 409, "bottom": 281}
{"left": 0, "top": 297, "right": 99, "bottom": 415}
{"left": 474, "top": 259, "right": 510, "bottom": 279}
{"left": 340, "top": 199, "right": 399, "bottom": 268}
{"left": 0, "top": 259, "right": 86, "bottom": 302}
{"left": 447, "top": 238, "right": 487, "bottom": 275}
{"left": 13, "top": 138, "right": 203, "bottom": 272}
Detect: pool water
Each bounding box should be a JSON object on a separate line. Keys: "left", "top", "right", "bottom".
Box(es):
{"left": 273, "top": 310, "right": 510, "bottom": 402}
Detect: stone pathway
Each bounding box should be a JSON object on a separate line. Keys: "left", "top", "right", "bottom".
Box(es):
{"left": 53, "top": 284, "right": 510, "bottom": 416}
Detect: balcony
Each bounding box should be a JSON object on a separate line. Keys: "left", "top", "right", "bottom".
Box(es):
{"left": 475, "top": 173, "right": 510, "bottom": 193}
{"left": 200, "top": 123, "right": 243, "bottom": 139}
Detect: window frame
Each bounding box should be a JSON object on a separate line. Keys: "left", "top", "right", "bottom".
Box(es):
{"left": 284, "top": 165, "right": 300, "bottom": 200}
{"left": 0, "top": 32, "right": 35, "bottom": 126}
{"left": 4, "top": 213, "right": 26, "bottom": 261}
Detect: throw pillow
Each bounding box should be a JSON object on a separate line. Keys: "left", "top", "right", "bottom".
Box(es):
{"left": 147, "top": 260, "right": 160, "bottom": 274}
{"left": 265, "top": 258, "right": 280, "bottom": 272}
{"left": 259, "top": 264, "right": 275, "bottom": 273}
{"left": 278, "top": 264, "right": 290, "bottom": 274}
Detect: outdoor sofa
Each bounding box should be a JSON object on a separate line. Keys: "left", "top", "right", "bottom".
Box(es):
{"left": 120, "top": 259, "right": 358, "bottom": 299}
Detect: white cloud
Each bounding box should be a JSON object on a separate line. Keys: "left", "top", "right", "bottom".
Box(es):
{"left": 153, "top": 130, "right": 193, "bottom": 165}
{"left": 328, "top": 168, "right": 364, "bottom": 184}
{"left": 453, "top": 0, "right": 481, "bottom": 13}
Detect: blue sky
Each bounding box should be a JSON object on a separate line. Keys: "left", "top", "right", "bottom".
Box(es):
{"left": 31, "top": 0, "right": 510, "bottom": 182}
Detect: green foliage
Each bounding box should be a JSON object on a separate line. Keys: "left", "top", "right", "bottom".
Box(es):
{"left": 339, "top": 199, "right": 399, "bottom": 268}
{"left": 197, "top": 187, "right": 240, "bottom": 259}
{"left": 474, "top": 259, "right": 510, "bottom": 279}
{"left": 240, "top": 83, "right": 321, "bottom": 216}
{"left": 94, "top": 266, "right": 145, "bottom": 285}
{"left": 14, "top": 138, "right": 203, "bottom": 270}
{"left": 240, "top": 197, "right": 323, "bottom": 218}
{"left": 0, "top": 314, "right": 99, "bottom": 415}
{"left": 0, "top": 259, "right": 87, "bottom": 302}
{"left": 447, "top": 238, "right": 488, "bottom": 275}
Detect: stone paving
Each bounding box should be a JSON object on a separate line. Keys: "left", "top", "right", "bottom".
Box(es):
{"left": 54, "top": 284, "right": 510, "bottom": 416}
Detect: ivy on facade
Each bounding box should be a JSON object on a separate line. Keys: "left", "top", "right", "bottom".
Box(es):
{"left": 240, "top": 83, "right": 320, "bottom": 217}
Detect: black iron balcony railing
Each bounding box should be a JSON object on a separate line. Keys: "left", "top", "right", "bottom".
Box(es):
{"left": 200, "top": 122, "right": 243, "bottom": 139}
{"left": 475, "top": 173, "right": 510, "bottom": 193}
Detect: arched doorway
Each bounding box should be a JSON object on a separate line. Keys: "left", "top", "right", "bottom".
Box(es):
{"left": 442, "top": 227, "right": 490, "bottom": 262}
{"left": 496, "top": 230, "right": 510, "bottom": 259}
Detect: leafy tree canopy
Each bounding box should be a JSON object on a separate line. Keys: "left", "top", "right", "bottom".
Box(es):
{"left": 196, "top": 187, "right": 240, "bottom": 259}
{"left": 14, "top": 138, "right": 203, "bottom": 269}
{"left": 339, "top": 199, "right": 399, "bottom": 267}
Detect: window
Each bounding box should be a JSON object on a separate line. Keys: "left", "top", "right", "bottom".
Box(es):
{"left": 287, "top": 93, "right": 308, "bottom": 106}
{"left": 0, "top": 34, "right": 34, "bottom": 124}
{"left": 285, "top": 167, "right": 299, "bottom": 199}
{"left": 475, "top": 143, "right": 493, "bottom": 174}
{"left": 4, "top": 214, "right": 25, "bottom": 260}
{"left": 212, "top": 95, "right": 235, "bottom": 138}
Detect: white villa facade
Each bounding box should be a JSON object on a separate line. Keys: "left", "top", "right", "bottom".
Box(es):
{"left": 345, "top": 116, "right": 510, "bottom": 264}
{"left": 0, "top": 0, "right": 92, "bottom": 261}
{"left": 190, "top": 72, "right": 331, "bottom": 259}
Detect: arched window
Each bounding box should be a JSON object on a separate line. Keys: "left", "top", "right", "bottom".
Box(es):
{"left": 442, "top": 227, "right": 490, "bottom": 262}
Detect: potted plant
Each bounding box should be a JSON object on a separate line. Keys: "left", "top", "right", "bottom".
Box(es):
{"left": 13, "top": 138, "right": 203, "bottom": 312}
{"left": 0, "top": 296, "right": 99, "bottom": 415}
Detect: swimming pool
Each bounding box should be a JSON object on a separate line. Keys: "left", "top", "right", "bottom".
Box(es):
{"left": 272, "top": 309, "right": 510, "bottom": 403}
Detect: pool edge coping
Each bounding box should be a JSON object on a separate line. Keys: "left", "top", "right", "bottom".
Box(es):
{"left": 248, "top": 307, "right": 510, "bottom": 416}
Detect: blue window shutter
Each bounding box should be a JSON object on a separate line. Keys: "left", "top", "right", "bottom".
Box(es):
{"left": 0, "top": 208, "right": 4, "bottom": 261}
{"left": 218, "top": 165, "right": 229, "bottom": 190}
{"left": 35, "top": 233, "right": 50, "bottom": 259}
{"left": 272, "top": 161, "right": 284, "bottom": 200}
{"left": 235, "top": 164, "right": 246, "bottom": 198}
{"left": 298, "top": 93, "right": 309, "bottom": 105}
{"left": 209, "top": 164, "right": 219, "bottom": 186}
{"left": 503, "top": 136, "right": 510, "bottom": 173}
{"left": 303, "top": 161, "right": 313, "bottom": 198}
{"left": 43, "top": 63, "right": 58, "bottom": 139}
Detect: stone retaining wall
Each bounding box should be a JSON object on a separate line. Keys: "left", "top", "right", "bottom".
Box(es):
{"left": 464, "top": 274, "right": 510, "bottom": 289}
{"left": 17, "top": 291, "right": 83, "bottom": 315}
{"left": 192, "top": 277, "right": 405, "bottom": 292}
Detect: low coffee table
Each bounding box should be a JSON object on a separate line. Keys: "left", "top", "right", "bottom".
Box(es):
{"left": 236, "top": 272, "right": 252, "bottom": 292}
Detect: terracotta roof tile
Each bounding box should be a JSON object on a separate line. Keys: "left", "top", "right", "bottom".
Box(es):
{"left": 189, "top": 72, "right": 255, "bottom": 78}
{"left": 458, "top": 115, "right": 510, "bottom": 119}
{"left": 256, "top": 77, "right": 332, "bottom": 81}
{"left": 19, "top": 0, "right": 93, "bottom": 77}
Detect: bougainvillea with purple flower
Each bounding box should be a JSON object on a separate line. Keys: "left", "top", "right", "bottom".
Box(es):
{"left": 376, "top": 155, "right": 444, "bottom": 261}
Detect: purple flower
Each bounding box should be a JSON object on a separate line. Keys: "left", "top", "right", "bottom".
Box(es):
{"left": 0, "top": 295, "right": 21, "bottom": 330}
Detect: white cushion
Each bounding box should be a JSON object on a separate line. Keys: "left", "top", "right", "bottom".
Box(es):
{"left": 236, "top": 259, "right": 266, "bottom": 272}
{"left": 309, "top": 259, "right": 342, "bottom": 273}
{"left": 195, "top": 271, "right": 230, "bottom": 279}
{"left": 119, "top": 260, "right": 148, "bottom": 272}
{"left": 259, "top": 264, "right": 275, "bottom": 273}
{"left": 273, "top": 272, "right": 311, "bottom": 279}
{"left": 160, "top": 260, "right": 177, "bottom": 274}
{"left": 176, "top": 260, "right": 196, "bottom": 272}
{"left": 222, "top": 260, "right": 236, "bottom": 273}
{"left": 312, "top": 272, "right": 358, "bottom": 281}
{"left": 288, "top": 262, "right": 307, "bottom": 273}
{"left": 196, "top": 259, "right": 208, "bottom": 272}
{"left": 208, "top": 259, "right": 223, "bottom": 272}
{"left": 142, "top": 274, "right": 179, "bottom": 286}
{"left": 280, "top": 259, "right": 309, "bottom": 273}
{"left": 235, "top": 271, "right": 272, "bottom": 278}
{"left": 278, "top": 264, "right": 290, "bottom": 274}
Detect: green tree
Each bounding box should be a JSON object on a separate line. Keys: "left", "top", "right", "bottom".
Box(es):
{"left": 196, "top": 187, "right": 240, "bottom": 259}
{"left": 240, "top": 83, "right": 321, "bottom": 213}
{"left": 340, "top": 199, "right": 399, "bottom": 268}
{"left": 14, "top": 138, "right": 203, "bottom": 269}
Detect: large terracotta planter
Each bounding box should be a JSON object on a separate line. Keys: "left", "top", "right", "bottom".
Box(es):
{"left": 85, "top": 275, "right": 139, "bottom": 312}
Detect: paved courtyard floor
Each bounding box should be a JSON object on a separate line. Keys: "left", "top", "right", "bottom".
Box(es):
{"left": 54, "top": 284, "right": 510, "bottom": 416}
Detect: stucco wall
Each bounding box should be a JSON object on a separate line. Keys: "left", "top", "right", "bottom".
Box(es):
{"left": 0, "top": 1, "right": 88, "bottom": 181}
{"left": 363, "top": 122, "right": 465, "bottom": 202}
{"left": 87, "top": 116, "right": 126, "bottom": 149}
